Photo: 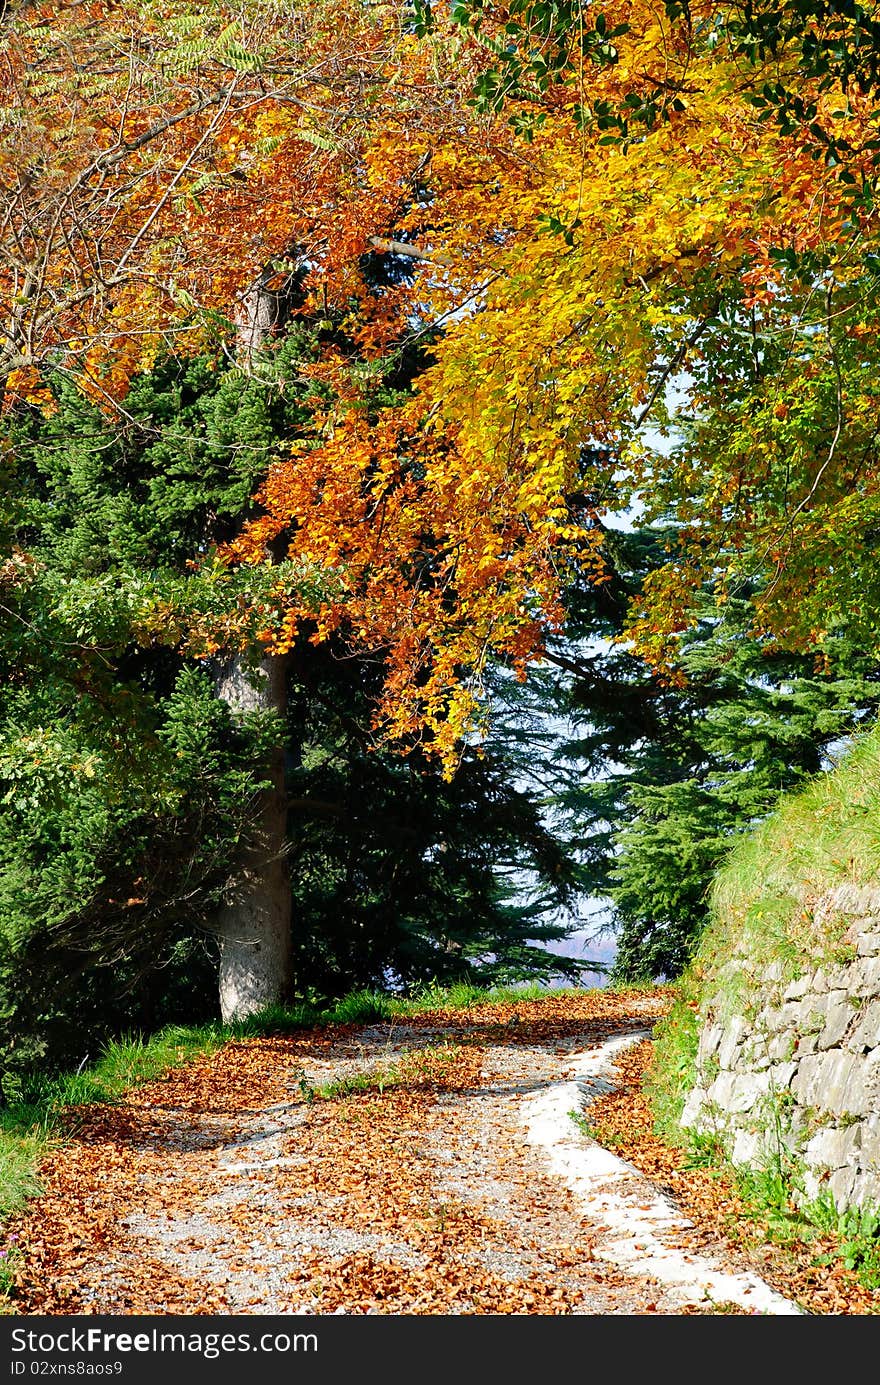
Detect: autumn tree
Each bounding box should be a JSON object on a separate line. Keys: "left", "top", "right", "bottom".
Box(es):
{"left": 223, "top": 0, "right": 880, "bottom": 737}
{"left": 10, "top": 0, "right": 880, "bottom": 1015}
{"left": 0, "top": 1, "right": 559, "bottom": 1019}
{"left": 396, "top": 0, "right": 880, "bottom": 670}
{"left": 0, "top": 333, "right": 594, "bottom": 1075}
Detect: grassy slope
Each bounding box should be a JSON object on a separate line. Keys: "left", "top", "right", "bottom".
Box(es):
{"left": 706, "top": 720, "right": 880, "bottom": 986}
{"left": 648, "top": 720, "right": 880, "bottom": 1290}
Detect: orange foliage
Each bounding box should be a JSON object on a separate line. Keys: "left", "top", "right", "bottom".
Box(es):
{"left": 6, "top": 0, "right": 879, "bottom": 755}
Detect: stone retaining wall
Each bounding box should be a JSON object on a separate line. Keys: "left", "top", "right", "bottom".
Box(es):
{"left": 682, "top": 883, "right": 880, "bottom": 1212}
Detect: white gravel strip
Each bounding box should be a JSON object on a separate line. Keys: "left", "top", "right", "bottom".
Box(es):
{"left": 522, "top": 1031, "right": 803, "bottom": 1315}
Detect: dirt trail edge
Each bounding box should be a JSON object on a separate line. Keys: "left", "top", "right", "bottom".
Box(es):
{"left": 12, "top": 990, "right": 799, "bottom": 1315}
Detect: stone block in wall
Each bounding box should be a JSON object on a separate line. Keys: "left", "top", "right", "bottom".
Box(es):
{"left": 829, "top": 1165, "right": 858, "bottom": 1206}
{"left": 854, "top": 1118, "right": 880, "bottom": 1210}
{"left": 768, "top": 1061, "right": 797, "bottom": 1091}
{"left": 697, "top": 1023, "right": 724, "bottom": 1061}
{"left": 804, "top": 1123, "right": 862, "bottom": 1173}
{"left": 783, "top": 974, "right": 810, "bottom": 1002}
{"left": 826, "top": 962, "right": 858, "bottom": 994}
{"left": 846, "top": 1000, "right": 880, "bottom": 1054}
{"left": 864, "top": 1046, "right": 880, "bottom": 1106}
{"left": 789, "top": 992, "right": 836, "bottom": 1040}
{"left": 819, "top": 882, "right": 880, "bottom": 925}
{"left": 787, "top": 1104, "right": 809, "bottom": 1134}
{"left": 801, "top": 1162, "right": 859, "bottom": 1204}
{"left": 851, "top": 955, "right": 880, "bottom": 999}
{"left": 740, "top": 1035, "right": 771, "bottom": 1071}
{"left": 856, "top": 931, "right": 880, "bottom": 957}
{"left": 860, "top": 1114, "right": 880, "bottom": 1167}
{"left": 706, "top": 1068, "right": 772, "bottom": 1114}
{"left": 802, "top": 1167, "right": 824, "bottom": 1202}
{"left": 681, "top": 1085, "right": 709, "bottom": 1128}
{"left": 717, "top": 1015, "right": 748, "bottom": 1069}
{"left": 764, "top": 1000, "right": 808, "bottom": 1034}
{"left": 731, "top": 1128, "right": 774, "bottom": 1167}
{"left": 791, "top": 1049, "right": 864, "bottom": 1115}
{"left": 765, "top": 1030, "right": 797, "bottom": 1064}
{"left": 851, "top": 1169, "right": 880, "bottom": 1208}
{"left": 817, "top": 991, "right": 854, "bottom": 1050}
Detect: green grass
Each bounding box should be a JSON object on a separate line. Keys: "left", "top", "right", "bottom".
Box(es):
{"left": 706, "top": 720, "right": 880, "bottom": 986}
{"left": 225, "top": 979, "right": 576, "bottom": 1032}
{"left": 807, "top": 1194, "right": 880, "bottom": 1289}
{"left": 645, "top": 719, "right": 880, "bottom": 1295}
{"left": 392, "top": 978, "right": 564, "bottom": 1013}
{"left": 568, "top": 1108, "right": 627, "bottom": 1148}
{"left": 83, "top": 1025, "right": 226, "bottom": 1095}
{"left": 0, "top": 1023, "right": 229, "bottom": 1242}
{"left": 644, "top": 987, "right": 701, "bottom": 1143}
{"left": 0, "top": 1130, "right": 44, "bottom": 1221}
{"left": 308, "top": 1040, "right": 466, "bottom": 1102}
{"left": 728, "top": 1163, "right": 880, "bottom": 1291}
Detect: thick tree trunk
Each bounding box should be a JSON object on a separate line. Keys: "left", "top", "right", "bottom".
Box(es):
{"left": 214, "top": 653, "right": 291, "bottom": 1022}
{"left": 210, "top": 260, "right": 296, "bottom": 1022}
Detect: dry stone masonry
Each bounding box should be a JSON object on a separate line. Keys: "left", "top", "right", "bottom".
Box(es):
{"left": 682, "top": 883, "right": 880, "bottom": 1212}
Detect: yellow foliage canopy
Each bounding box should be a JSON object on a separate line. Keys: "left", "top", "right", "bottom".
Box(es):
{"left": 5, "top": 0, "right": 879, "bottom": 759}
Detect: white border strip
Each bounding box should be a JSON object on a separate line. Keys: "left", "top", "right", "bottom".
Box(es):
{"left": 522, "top": 1031, "right": 802, "bottom": 1314}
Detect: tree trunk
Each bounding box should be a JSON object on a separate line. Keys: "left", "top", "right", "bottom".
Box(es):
{"left": 209, "top": 260, "right": 297, "bottom": 1022}
{"left": 214, "top": 652, "right": 291, "bottom": 1022}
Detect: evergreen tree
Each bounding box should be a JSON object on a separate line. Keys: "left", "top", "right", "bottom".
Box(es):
{"left": 285, "top": 639, "right": 582, "bottom": 996}
{"left": 0, "top": 346, "right": 318, "bottom": 1072}
{"left": 0, "top": 340, "right": 586, "bottom": 1075}
{"left": 530, "top": 521, "right": 880, "bottom": 982}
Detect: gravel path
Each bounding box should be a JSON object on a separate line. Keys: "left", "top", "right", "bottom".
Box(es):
{"left": 12, "top": 991, "right": 798, "bottom": 1315}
